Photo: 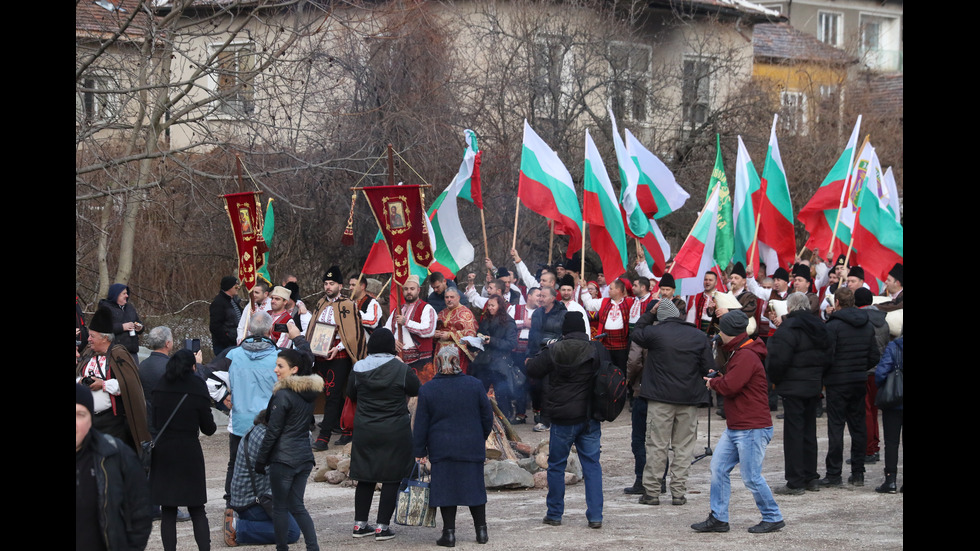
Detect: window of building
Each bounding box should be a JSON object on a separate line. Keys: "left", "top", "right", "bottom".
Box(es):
{"left": 211, "top": 42, "right": 255, "bottom": 117}
{"left": 608, "top": 42, "right": 652, "bottom": 122}
{"left": 818, "top": 11, "right": 843, "bottom": 47}
{"left": 682, "top": 57, "right": 711, "bottom": 128}
{"left": 779, "top": 91, "right": 808, "bottom": 135}
{"left": 76, "top": 72, "right": 118, "bottom": 125}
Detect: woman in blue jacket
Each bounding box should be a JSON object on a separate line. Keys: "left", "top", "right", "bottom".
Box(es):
{"left": 414, "top": 345, "right": 494, "bottom": 547}
{"left": 874, "top": 336, "right": 903, "bottom": 494}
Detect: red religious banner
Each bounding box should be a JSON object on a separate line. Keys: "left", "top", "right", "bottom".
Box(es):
{"left": 359, "top": 185, "right": 434, "bottom": 286}
{"left": 221, "top": 191, "right": 269, "bottom": 290}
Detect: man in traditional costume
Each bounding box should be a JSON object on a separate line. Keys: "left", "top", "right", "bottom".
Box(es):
{"left": 76, "top": 305, "right": 151, "bottom": 452}
{"left": 385, "top": 275, "right": 438, "bottom": 381}
{"left": 308, "top": 266, "right": 366, "bottom": 451}
{"left": 434, "top": 286, "right": 478, "bottom": 374}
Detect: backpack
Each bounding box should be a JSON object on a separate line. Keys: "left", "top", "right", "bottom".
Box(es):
{"left": 591, "top": 347, "right": 628, "bottom": 422}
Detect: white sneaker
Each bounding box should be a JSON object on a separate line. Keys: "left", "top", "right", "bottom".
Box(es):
{"left": 533, "top": 422, "right": 550, "bottom": 432}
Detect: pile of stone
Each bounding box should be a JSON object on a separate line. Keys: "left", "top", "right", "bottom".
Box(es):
{"left": 313, "top": 443, "right": 354, "bottom": 486}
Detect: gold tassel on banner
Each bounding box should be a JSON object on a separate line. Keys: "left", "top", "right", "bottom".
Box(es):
{"left": 341, "top": 192, "right": 357, "bottom": 246}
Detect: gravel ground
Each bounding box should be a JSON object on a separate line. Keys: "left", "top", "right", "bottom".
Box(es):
{"left": 143, "top": 405, "right": 903, "bottom": 550}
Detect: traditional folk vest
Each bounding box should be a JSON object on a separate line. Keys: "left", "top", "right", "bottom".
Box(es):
{"left": 597, "top": 297, "right": 632, "bottom": 351}
{"left": 402, "top": 300, "right": 433, "bottom": 363}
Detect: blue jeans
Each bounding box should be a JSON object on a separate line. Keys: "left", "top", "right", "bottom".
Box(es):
{"left": 630, "top": 397, "right": 647, "bottom": 481}
{"left": 710, "top": 427, "right": 782, "bottom": 524}
{"left": 546, "top": 420, "right": 603, "bottom": 523}
{"left": 237, "top": 505, "right": 301, "bottom": 545}
{"left": 270, "top": 462, "right": 319, "bottom": 551}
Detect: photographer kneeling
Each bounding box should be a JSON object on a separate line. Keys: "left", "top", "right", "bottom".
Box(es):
{"left": 224, "top": 410, "right": 301, "bottom": 547}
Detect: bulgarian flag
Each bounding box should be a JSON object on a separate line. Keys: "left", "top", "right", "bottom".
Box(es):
{"left": 852, "top": 171, "right": 903, "bottom": 292}
{"left": 882, "top": 166, "right": 901, "bottom": 223}
{"left": 517, "top": 119, "right": 583, "bottom": 257}
{"left": 625, "top": 129, "right": 689, "bottom": 219}
{"left": 583, "top": 129, "right": 628, "bottom": 281}
{"left": 362, "top": 230, "right": 393, "bottom": 274}
{"left": 427, "top": 129, "right": 479, "bottom": 277}
{"left": 672, "top": 187, "right": 721, "bottom": 296}
{"left": 757, "top": 114, "right": 795, "bottom": 273}
{"left": 456, "top": 129, "right": 483, "bottom": 208}
{"left": 799, "top": 115, "right": 861, "bottom": 257}
{"left": 834, "top": 140, "right": 877, "bottom": 258}
{"left": 706, "top": 134, "right": 734, "bottom": 269}
{"left": 732, "top": 136, "right": 761, "bottom": 276}
{"left": 612, "top": 111, "right": 668, "bottom": 276}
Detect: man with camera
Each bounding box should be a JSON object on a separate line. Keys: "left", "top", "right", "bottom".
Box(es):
{"left": 692, "top": 310, "right": 784, "bottom": 534}
{"left": 76, "top": 305, "right": 151, "bottom": 452}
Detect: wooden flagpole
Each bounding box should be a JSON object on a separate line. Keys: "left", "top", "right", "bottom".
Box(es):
{"left": 548, "top": 221, "right": 555, "bottom": 265}
{"left": 580, "top": 222, "right": 587, "bottom": 276}
{"left": 511, "top": 198, "right": 521, "bottom": 251}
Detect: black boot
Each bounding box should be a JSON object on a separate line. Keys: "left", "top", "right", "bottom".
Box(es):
{"left": 437, "top": 528, "right": 455, "bottom": 547}
{"left": 875, "top": 473, "right": 897, "bottom": 494}
{"left": 475, "top": 525, "right": 488, "bottom": 544}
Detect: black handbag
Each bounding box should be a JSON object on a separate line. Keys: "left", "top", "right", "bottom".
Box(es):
{"left": 140, "top": 393, "right": 188, "bottom": 474}
{"left": 875, "top": 350, "right": 903, "bottom": 409}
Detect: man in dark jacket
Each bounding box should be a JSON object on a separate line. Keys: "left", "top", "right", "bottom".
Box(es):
{"left": 76, "top": 383, "right": 153, "bottom": 551}
{"left": 526, "top": 312, "right": 607, "bottom": 529}
{"left": 821, "top": 287, "right": 881, "bottom": 487}
{"left": 210, "top": 275, "right": 243, "bottom": 356}
{"left": 527, "top": 287, "right": 567, "bottom": 432}
{"left": 630, "top": 299, "right": 712, "bottom": 506}
{"left": 767, "top": 293, "right": 831, "bottom": 494}
{"left": 693, "top": 311, "right": 784, "bottom": 534}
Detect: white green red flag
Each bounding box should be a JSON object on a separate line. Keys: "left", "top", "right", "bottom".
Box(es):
{"left": 517, "top": 120, "right": 583, "bottom": 257}
{"left": 757, "top": 114, "right": 795, "bottom": 272}
{"left": 583, "top": 129, "right": 628, "bottom": 281}
{"left": 882, "top": 166, "right": 901, "bottom": 223}
{"left": 362, "top": 230, "right": 393, "bottom": 275}
{"left": 706, "top": 134, "right": 734, "bottom": 269}
{"left": 852, "top": 169, "right": 903, "bottom": 293}
{"left": 625, "top": 128, "right": 690, "bottom": 219}
{"left": 456, "top": 129, "right": 484, "bottom": 208}
{"left": 427, "top": 129, "right": 479, "bottom": 277}
{"left": 612, "top": 111, "right": 669, "bottom": 275}
{"left": 672, "top": 187, "right": 721, "bottom": 296}
{"left": 799, "top": 115, "right": 861, "bottom": 257}
{"left": 833, "top": 140, "right": 877, "bottom": 258}
{"left": 732, "top": 136, "right": 761, "bottom": 276}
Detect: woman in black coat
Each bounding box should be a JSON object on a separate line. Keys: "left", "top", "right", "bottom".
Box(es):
{"left": 414, "top": 345, "right": 493, "bottom": 547}
{"left": 99, "top": 283, "right": 144, "bottom": 358}
{"left": 255, "top": 347, "right": 323, "bottom": 551}
{"left": 472, "top": 295, "right": 518, "bottom": 419}
{"left": 150, "top": 349, "right": 217, "bottom": 551}
{"left": 347, "top": 328, "right": 421, "bottom": 541}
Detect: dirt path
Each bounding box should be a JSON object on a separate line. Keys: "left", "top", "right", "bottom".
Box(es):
{"left": 144, "top": 407, "right": 903, "bottom": 550}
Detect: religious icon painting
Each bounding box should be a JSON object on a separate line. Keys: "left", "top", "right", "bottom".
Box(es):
{"left": 309, "top": 322, "right": 337, "bottom": 357}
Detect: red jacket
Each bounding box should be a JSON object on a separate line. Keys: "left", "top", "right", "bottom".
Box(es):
{"left": 711, "top": 334, "right": 772, "bottom": 430}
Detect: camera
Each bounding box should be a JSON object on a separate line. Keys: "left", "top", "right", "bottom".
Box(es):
{"left": 705, "top": 370, "right": 722, "bottom": 379}
{"left": 81, "top": 376, "right": 97, "bottom": 386}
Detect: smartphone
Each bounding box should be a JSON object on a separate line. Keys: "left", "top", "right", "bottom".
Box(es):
{"left": 274, "top": 323, "right": 289, "bottom": 333}
{"left": 185, "top": 338, "right": 201, "bottom": 353}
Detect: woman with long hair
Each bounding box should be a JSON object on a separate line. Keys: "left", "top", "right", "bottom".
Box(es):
{"left": 414, "top": 346, "right": 494, "bottom": 547}
{"left": 472, "top": 295, "right": 518, "bottom": 419}
{"left": 255, "top": 348, "right": 323, "bottom": 551}
{"left": 347, "top": 328, "right": 421, "bottom": 541}
{"left": 150, "top": 349, "right": 216, "bottom": 551}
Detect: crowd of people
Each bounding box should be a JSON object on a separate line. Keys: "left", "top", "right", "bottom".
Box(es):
{"left": 75, "top": 248, "right": 903, "bottom": 549}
